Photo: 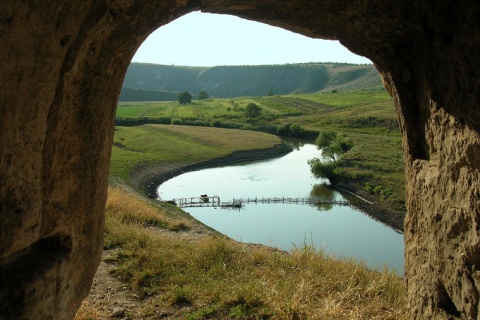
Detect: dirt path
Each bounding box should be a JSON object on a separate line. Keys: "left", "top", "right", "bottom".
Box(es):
{"left": 77, "top": 219, "right": 217, "bottom": 319}
{"left": 77, "top": 251, "right": 137, "bottom": 319}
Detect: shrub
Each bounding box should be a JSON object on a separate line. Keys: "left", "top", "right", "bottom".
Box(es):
{"left": 276, "top": 123, "right": 292, "bottom": 136}
{"left": 308, "top": 158, "right": 338, "bottom": 181}
{"left": 211, "top": 120, "right": 223, "bottom": 127}
{"left": 364, "top": 182, "right": 393, "bottom": 200}
{"left": 171, "top": 118, "right": 183, "bottom": 125}
{"left": 242, "top": 124, "right": 254, "bottom": 131}
{"left": 198, "top": 90, "right": 209, "bottom": 100}
{"left": 244, "top": 103, "right": 262, "bottom": 118}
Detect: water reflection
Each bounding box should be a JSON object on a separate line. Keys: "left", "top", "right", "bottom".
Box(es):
{"left": 308, "top": 184, "right": 335, "bottom": 211}
{"left": 158, "top": 142, "right": 404, "bottom": 274}
{"left": 286, "top": 138, "right": 309, "bottom": 150}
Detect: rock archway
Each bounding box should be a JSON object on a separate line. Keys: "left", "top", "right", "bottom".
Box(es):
{"left": 0, "top": 1, "right": 479, "bottom": 319}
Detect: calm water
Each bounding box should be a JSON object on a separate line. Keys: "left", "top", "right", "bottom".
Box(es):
{"left": 158, "top": 143, "right": 404, "bottom": 274}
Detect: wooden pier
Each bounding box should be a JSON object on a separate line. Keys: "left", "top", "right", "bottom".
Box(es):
{"left": 173, "top": 195, "right": 352, "bottom": 209}
{"left": 232, "top": 197, "right": 351, "bottom": 206}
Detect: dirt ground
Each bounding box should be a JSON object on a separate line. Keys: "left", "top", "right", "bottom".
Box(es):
{"left": 77, "top": 219, "right": 216, "bottom": 319}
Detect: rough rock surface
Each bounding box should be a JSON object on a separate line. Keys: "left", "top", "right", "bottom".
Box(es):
{"left": 0, "top": 1, "right": 479, "bottom": 319}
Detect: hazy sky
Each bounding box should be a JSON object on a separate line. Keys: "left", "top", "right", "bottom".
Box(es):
{"left": 132, "top": 11, "right": 371, "bottom": 67}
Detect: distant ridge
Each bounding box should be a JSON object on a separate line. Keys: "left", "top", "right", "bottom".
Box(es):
{"left": 120, "top": 62, "right": 383, "bottom": 101}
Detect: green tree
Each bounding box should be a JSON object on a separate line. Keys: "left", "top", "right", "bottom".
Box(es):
{"left": 314, "top": 131, "right": 353, "bottom": 163}
{"left": 178, "top": 91, "right": 192, "bottom": 104}
{"left": 244, "top": 103, "right": 262, "bottom": 118}
{"left": 198, "top": 91, "right": 209, "bottom": 100}
{"left": 276, "top": 123, "right": 307, "bottom": 138}
{"left": 309, "top": 131, "right": 353, "bottom": 181}
{"left": 308, "top": 158, "right": 337, "bottom": 180}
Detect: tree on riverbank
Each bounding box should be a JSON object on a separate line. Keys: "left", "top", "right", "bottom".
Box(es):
{"left": 308, "top": 131, "right": 353, "bottom": 180}
{"left": 315, "top": 131, "right": 353, "bottom": 163}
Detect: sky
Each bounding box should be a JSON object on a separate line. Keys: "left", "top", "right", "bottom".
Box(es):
{"left": 132, "top": 11, "right": 371, "bottom": 67}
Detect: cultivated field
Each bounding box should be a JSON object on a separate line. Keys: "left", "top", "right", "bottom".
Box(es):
{"left": 114, "top": 90, "right": 405, "bottom": 210}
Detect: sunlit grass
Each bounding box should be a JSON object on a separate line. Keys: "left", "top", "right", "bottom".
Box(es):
{"left": 89, "top": 187, "right": 407, "bottom": 319}
{"left": 295, "top": 91, "right": 392, "bottom": 108}
{"left": 104, "top": 188, "right": 191, "bottom": 238}
{"left": 112, "top": 91, "right": 405, "bottom": 214}
{"left": 110, "top": 124, "right": 283, "bottom": 180}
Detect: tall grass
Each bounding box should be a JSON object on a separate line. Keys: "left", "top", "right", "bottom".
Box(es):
{"left": 79, "top": 187, "right": 407, "bottom": 319}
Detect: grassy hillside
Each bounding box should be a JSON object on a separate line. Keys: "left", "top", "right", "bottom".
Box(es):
{"left": 76, "top": 187, "right": 406, "bottom": 319}
{"left": 120, "top": 62, "right": 383, "bottom": 100}
{"left": 193, "top": 64, "right": 329, "bottom": 97}
{"left": 122, "top": 63, "right": 204, "bottom": 92}
{"left": 77, "top": 112, "right": 407, "bottom": 318}
{"left": 119, "top": 87, "right": 179, "bottom": 102}
{"left": 318, "top": 63, "right": 384, "bottom": 92}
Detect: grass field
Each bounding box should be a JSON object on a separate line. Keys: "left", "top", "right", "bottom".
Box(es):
{"left": 114, "top": 91, "right": 405, "bottom": 210}
{"left": 76, "top": 187, "right": 407, "bottom": 319}
{"left": 110, "top": 124, "right": 283, "bottom": 180}
{"left": 116, "top": 91, "right": 395, "bottom": 125}
{"left": 86, "top": 93, "right": 409, "bottom": 319}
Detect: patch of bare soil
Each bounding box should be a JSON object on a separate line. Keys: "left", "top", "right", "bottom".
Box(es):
{"left": 78, "top": 250, "right": 139, "bottom": 319}
{"left": 77, "top": 217, "right": 217, "bottom": 319}
{"left": 79, "top": 251, "right": 189, "bottom": 319}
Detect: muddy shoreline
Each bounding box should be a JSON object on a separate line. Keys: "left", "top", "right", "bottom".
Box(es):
{"left": 332, "top": 181, "right": 405, "bottom": 233}
{"left": 130, "top": 142, "right": 405, "bottom": 234}
{"left": 130, "top": 143, "right": 292, "bottom": 199}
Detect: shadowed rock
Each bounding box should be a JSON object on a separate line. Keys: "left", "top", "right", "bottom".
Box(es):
{"left": 0, "top": 1, "right": 479, "bottom": 319}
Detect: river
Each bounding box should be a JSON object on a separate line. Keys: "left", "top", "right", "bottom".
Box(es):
{"left": 157, "top": 142, "right": 404, "bottom": 275}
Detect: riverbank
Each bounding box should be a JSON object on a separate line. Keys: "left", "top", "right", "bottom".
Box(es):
{"left": 330, "top": 181, "right": 405, "bottom": 233}
{"left": 76, "top": 186, "right": 406, "bottom": 319}
{"left": 130, "top": 142, "right": 405, "bottom": 233}
{"left": 130, "top": 143, "right": 292, "bottom": 199}
{"left": 80, "top": 127, "right": 407, "bottom": 318}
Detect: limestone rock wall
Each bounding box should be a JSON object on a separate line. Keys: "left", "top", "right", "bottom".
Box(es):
{"left": 0, "top": 0, "right": 479, "bottom": 319}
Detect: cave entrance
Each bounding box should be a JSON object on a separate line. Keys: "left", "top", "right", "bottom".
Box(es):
{"left": 3, "top": 2, "right": 478, "bottom": 319}
{"left": 112, "top": 10, "right": 405, "bottom": 271}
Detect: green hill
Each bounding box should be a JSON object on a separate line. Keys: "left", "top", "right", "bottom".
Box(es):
{"left": 119, "top": 87, "right": 180, "bottom": 102}
{"left": 120, "top": 62, "right": 383, "bottom": 101}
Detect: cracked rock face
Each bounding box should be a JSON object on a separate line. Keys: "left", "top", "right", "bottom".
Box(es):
{"left": 0, "top": 1, "right": 479, "bottom": 319}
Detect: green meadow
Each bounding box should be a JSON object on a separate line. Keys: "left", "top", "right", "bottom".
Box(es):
{"left": 114, "top": 90, "right": 405, "bottom": 211}
{"left": 110, "top": 124, "right": 283, "bottom": 181}
{"left": 76, "top": 90, "right": 409, "bottom": 319}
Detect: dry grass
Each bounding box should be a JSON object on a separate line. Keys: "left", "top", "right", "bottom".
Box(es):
{"left": 103, "top": 188, "right": 192, "bottom": 249}
{"left": 78, "top": 187, "right": 407, "bottom": 319}
{"left": 75, "top": 302, "right": 105, "bottom": 320}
